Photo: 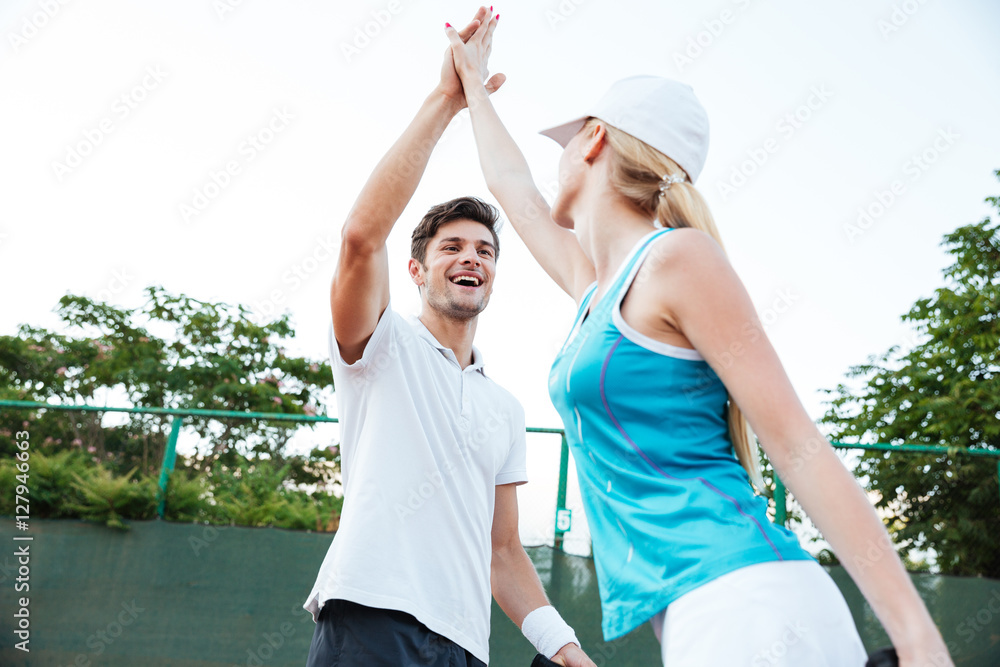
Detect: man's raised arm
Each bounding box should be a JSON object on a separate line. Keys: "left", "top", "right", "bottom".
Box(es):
{"left": 331, "top": 7, "right": 503, "bottom": 364}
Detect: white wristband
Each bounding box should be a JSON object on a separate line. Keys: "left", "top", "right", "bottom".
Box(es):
{"left": 521, "top": 605, "right": 580, "bottom": 659}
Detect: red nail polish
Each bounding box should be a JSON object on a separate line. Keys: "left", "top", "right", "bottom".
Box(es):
{"left": 495, "top": 13, "right": 500, "bottom": 19}
{"left": 490, "top": 5, "right": 493, "bottom": 11}
{"left": 445, "top": 22, "right": 451, "bottom": 27}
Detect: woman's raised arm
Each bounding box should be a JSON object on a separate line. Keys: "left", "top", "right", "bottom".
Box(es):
{"left": 444, "top": 16, "right": 595, "bottom": 301}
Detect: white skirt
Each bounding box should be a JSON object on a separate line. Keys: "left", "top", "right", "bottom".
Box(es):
{"left": 650, "top": 560, "right": 868, "bottom": 666}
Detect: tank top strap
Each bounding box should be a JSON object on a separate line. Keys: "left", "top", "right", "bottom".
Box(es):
{"left": 611, "top": 226, "right": 675, "bottom": 305}
{"left": 576, "top": 282, "right": 599, "bottom": 324}
{"left": 558, "top": 282, "right": 600, "bottom": 352}
{"left": 592, "top": 227, "right": 674, "bottom": 320}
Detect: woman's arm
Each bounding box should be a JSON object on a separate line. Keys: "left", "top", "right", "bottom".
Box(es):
{"left": 644, "top": 229, "right": 952, "bottom": 667}
{"left": 444, "top": 16, "right": 595, "bottom": 300}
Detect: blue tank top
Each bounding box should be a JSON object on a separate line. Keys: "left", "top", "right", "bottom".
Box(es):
{"left": 548, "top": 228, "right": 812, "bottom": 641}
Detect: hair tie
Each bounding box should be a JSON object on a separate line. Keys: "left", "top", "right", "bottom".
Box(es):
{"left": 658, "top": 173, "right": 686, "bottom": 196}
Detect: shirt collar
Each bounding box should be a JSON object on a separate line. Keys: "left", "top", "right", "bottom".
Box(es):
{"left": 408, "top": 316, "right": 486, "bottom": 375}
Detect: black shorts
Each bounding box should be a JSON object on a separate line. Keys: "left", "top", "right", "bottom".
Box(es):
{"left": 305, "top": 599, "right": 487, "bottom": 667}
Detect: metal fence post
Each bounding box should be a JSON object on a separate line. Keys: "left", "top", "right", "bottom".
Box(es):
{"left": 774, "top": 476, "right": 787, "bottom": 526}
{"left": 156, "top": 416, "right": 183, "bottom": 518}
{"left": 553, "top": 433, "right": 570, "bottom": 551}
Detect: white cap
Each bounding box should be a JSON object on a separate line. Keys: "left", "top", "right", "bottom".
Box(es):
{"left": 539, "top": 76, "right": 710, "bottom": 183}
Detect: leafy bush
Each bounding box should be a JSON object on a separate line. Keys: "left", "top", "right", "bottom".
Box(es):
{"left": 1, "top": 450, "right": 94, "bottom": 519}
{"left": 65, "top": 467, "right": 158, "bottom": 530}
{"left": 161, "top": 472, "right": 213, "bottom": 524}
{"left": 0, "top": 451, "right": 341, "bottom": 532}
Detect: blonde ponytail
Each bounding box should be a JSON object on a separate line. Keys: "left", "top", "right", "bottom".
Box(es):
{"left": 586, "top": 118, "right": 764, "bottom": 490}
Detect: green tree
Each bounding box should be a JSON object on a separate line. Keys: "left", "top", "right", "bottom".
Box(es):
{"left": 822, "top": 172, "right": 1000, "bottom": 577}
{"left": 0, "top": 286, "right": 338, "bottom": 489}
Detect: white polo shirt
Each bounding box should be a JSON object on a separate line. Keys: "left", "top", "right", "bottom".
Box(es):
{"left": 304, "top": 304, "right": 528, "bottom": 664}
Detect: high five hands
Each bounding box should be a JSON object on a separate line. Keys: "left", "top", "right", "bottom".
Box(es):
{"left": 443, "top": 7, "right": 505, "bottom": 107}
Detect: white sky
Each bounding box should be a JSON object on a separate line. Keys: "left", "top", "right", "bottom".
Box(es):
{"left": 2, "top": 0, "right": 999, "bottom": 550}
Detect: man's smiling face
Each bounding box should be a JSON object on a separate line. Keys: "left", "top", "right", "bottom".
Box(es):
{"left": 410, "top": 218, "right": 497, "bottom": 321}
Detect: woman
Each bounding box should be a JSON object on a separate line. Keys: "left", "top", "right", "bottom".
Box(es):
{"left": 444, "top": 12, "right": 953, "bottom": 667}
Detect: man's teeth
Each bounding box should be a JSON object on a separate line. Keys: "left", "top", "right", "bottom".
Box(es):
{"left": 452, "top": 276, "right": 480, "bottom": 286}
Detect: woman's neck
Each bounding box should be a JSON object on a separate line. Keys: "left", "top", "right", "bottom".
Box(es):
{"left": 572, "top": 179, "right": 658, "bottom": 288}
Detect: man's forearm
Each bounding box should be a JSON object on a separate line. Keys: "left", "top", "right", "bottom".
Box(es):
{"left": 493, "top": 543, "right": 584, "bottom": 662}
{"left": 491, "top": 543, "right": 552, "bottom": 627}
{"left": 342, "top": 89, "right": 462, "bottom": 246}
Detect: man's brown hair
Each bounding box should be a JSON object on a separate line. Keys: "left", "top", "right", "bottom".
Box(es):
{"left": 411, "top": 196, "right": 501, "bottom": 266}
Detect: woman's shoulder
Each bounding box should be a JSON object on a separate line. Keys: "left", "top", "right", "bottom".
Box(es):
{"left": 658, "top": 225, "right": 719, "bottom": 248}
{"left": 648, "top": 226, "right": 729, "bottom": 276}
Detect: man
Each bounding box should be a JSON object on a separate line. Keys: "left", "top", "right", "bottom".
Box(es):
{"left": 303, "top": 8, "right": 595, "bottom": 667}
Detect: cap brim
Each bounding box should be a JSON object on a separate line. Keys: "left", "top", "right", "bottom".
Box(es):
{"left": 538, "top": 116, "right": 587, "bottom": 148}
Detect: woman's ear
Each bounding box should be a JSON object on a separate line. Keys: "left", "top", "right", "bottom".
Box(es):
{"left": 582, "top": 123, "right": 607, "bottom": 163}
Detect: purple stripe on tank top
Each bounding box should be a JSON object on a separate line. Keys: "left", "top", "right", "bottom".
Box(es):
{"left": 599, "top": 334, "right": 783, "bottom": 559}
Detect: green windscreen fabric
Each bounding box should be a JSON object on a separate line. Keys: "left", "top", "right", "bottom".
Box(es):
{"left": 0, "top": 520, "right": 997, "bottom": 666}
